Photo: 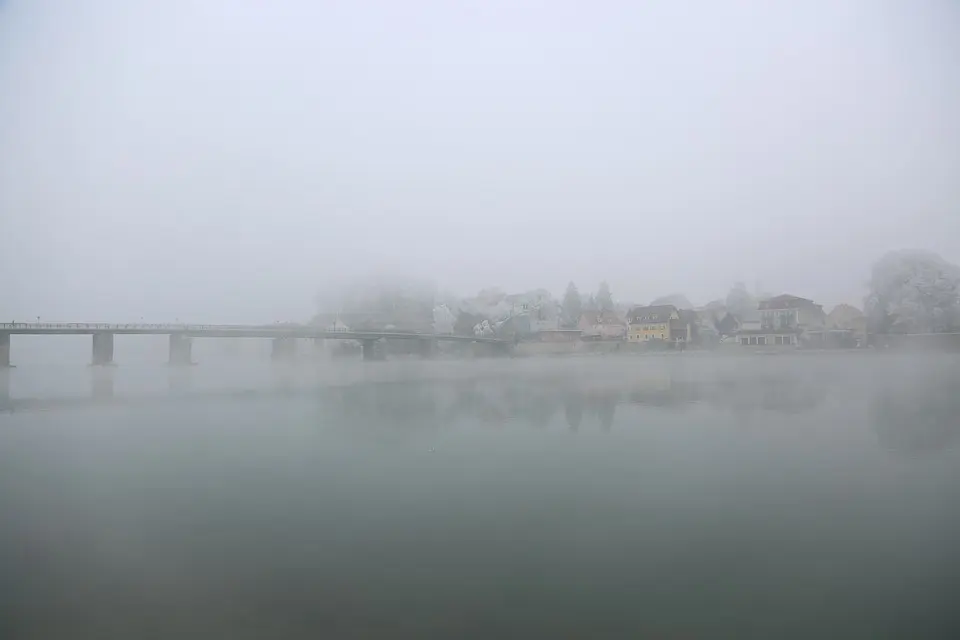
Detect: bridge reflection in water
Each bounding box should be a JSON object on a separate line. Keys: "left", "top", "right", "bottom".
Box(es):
{"left": 4, "top": 362, "right": 958, "bottom": 456}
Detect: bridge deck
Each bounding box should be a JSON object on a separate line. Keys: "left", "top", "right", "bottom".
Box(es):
{"left": 0, "top": 323, "right": 505, "bottom": 343}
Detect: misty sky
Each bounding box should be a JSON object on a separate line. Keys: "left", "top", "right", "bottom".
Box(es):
{"left": 1, "top": 0, "right": 958, "bottom": 323}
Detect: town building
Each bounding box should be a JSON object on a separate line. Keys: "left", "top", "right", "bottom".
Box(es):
{"left": 737, "top": 294, "right": 825, "bottom": 346}
{"left": 826, "top": 304, "right": 867, "bottom": 343}
{"left": 579, "top": 310, "right": 627, "bottom": 340}
{"left": 795, "top": 303, "right": 867, "bottom": 348}
{"left": 627, "top": 305, "right": 685, "bottom": 342}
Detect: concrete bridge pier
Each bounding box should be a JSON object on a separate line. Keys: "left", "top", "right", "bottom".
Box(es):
{"left": 1, "top": 332, "right": 10, "bottom": 367}
{"left": 271, "top": 337, "right": 297, "bottom": 361}
{"left": 168, "top": 334, "right": 194, "bottom": 366}
{"left": 361, "top": 339, "right": 380, "bottom": 361}
{"left": 91, "top": 332, "right": 115, "bottom": 366}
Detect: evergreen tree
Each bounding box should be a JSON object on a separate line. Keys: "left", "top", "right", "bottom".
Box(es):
{"left": 596, "top": 282, "right": 614, "bottom": 312}
{"left": 561, "top": 282, "right": 583, "bottom": 328}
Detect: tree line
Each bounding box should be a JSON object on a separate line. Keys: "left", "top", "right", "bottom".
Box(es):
{"left": 560, "top": 281, "right": 614, "bottom": 328}
{"left": 558, "top": 250, "right": 960, "bottom": 336}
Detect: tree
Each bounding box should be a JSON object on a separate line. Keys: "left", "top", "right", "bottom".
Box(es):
{"left": 316, "top": 273, "right": 437, "bottom": 330}
{"left": 432, "top": 305, "right": 456, "bottom": 334}
{"left": 650, "top": 293, "right": 694, "bottom": 309}
{"left": 561, "top": 282, "right": 583, "bottom": 328}
{"left": 725, "top": 282, "right": 756, "bottom": 321}
{"left": 715, "top": 312, "right": 740, "bottom": 338}
{"left": 865, "top": 250, "right": 960, "bottom": 334}
{"left": 596, "top": 282, "right": 614, "bottom": 312}
{"left": 454, "top": 311, "right": 484, "bottom": 336}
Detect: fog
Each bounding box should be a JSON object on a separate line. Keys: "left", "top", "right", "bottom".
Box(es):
{"left": 2, "top": 0, "right": 959, "bottom": 323}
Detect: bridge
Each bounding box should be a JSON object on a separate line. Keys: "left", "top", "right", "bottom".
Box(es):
{"left": 0, "top": 323, "right": 509, "bottom": 366}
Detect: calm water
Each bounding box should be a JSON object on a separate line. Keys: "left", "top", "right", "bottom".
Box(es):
{"left": 2, "top": 353, "right": 959, "bottom": 638}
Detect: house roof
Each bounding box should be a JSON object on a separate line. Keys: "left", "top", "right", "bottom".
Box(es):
{"left": 627, "top": 305, "right": 678, "bottom": 323}
{"left": 827, "top": 303, "right": 864, "bottom": 317}
{"left": 758, "top": 294, "right": 819, "bottom": 310}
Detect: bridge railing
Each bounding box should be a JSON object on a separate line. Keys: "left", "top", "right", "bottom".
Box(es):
{"left": 0, "top": 322, "right": 287, "bottom": 331}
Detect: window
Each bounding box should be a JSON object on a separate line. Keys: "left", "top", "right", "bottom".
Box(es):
{"left": 757, "top": 336, "right": 766, "bottom": 345}
{"left": 741, "top": 337, "right": 749, "bottom": 345}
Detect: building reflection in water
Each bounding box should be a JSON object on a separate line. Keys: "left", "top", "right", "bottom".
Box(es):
{"left": 317, "top": 368, "right": 831, "bottom": 438}
{"left": 12, "top": 361, "right": 957, "bottom": 457}
{"left": 597, "top": 395, "right": 616, "bottom": 432}
{"left": 564, "top": 393, "right": 583, "bottom": 432}
{"left": 873, "top": 378, "right": 960, "bottom": 455}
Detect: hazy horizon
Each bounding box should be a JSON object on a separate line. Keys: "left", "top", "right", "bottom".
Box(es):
{"left": 2, "top": 0, "right": 958, "bottom": 323}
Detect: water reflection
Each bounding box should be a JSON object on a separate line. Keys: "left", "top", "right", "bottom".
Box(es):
{"left": 564, "top": 395, "right": 582, "bottom": 432}
{"left": 0, "top": 370, "right": 9, "bottom": 410}
{"left": 597, "top": 394, "right": 616, "bottom": 432}
{"left": 307, "top": 365, "right": 959, "bottom": 455}
{"left": 90, "top": 367, "right": 115, "bottom": 400}
{"left": 873, "top": 377, "right": 960, "bottom": 454}
{"left": 4, "top": 358, "right": 959, "bottom": 637}
{"left": 4, "top": 360, "right": 959, "bottom": 457}
{"left": 167, "top": 368, "right": 193, "bottom": 396}
{"left": 313, "top": 370, "right": 831, "bottom": 435}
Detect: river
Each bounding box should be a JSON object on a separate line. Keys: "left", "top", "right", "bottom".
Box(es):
{"left": 1, "top": 352, "right": 958, "bottom": 638}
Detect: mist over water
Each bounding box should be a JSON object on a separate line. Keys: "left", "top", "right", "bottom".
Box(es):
{"left": 2, "top": 0, "right": 960, "bottom": 637}
{"left": 2, "top": 354, "right": 959, "bottom": 638}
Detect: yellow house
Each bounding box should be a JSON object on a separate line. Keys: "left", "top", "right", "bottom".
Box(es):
{"left": 627, "top": 305, "right": 680, "bottom": 342}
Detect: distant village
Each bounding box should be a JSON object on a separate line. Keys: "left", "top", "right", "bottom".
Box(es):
{"left": 312, "top": 250, "right": 960, "bottom": 353}
{"left": 314, "top": 283, "right": 866, "bottom": 352}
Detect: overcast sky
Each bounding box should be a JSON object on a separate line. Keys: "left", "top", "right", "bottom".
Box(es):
{"left": 1, "top": 0, "right": 958, "bottom": 322}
